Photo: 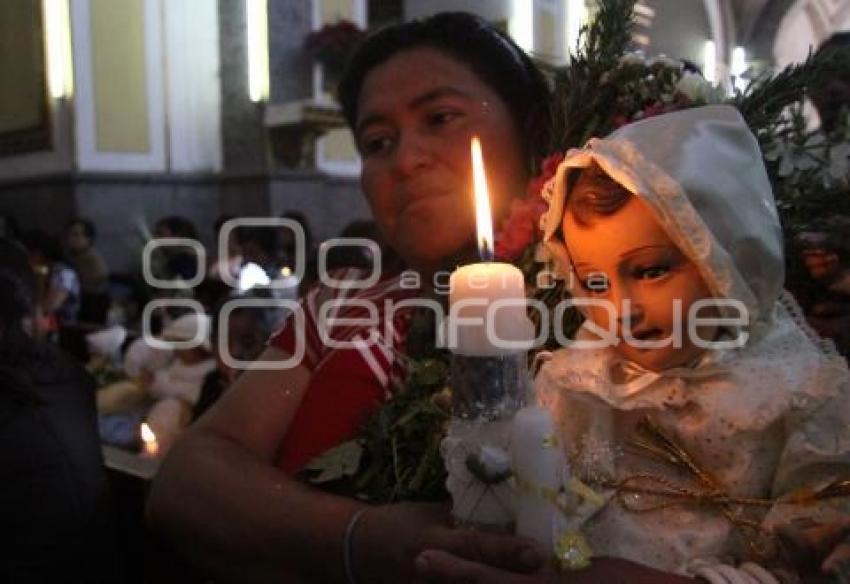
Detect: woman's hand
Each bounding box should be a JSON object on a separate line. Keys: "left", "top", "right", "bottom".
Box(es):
{"left": 412, "top": 551, "right": 697, "bottom": 584}
{"left": 352, "top": 502, "right": 546, "bottom": 584}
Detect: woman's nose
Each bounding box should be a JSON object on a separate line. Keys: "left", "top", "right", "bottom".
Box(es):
{"left": 393, "top": 132, "right": 433, "bottom": 176}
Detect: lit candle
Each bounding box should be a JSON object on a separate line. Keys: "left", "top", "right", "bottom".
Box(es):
{"left": 443, "top": 136, "right": 533, "bottom": 528}
{"left": 448, "top": 137, "right": 533, "bottom": 356}
{"left": 140, "top": 422, "right": 160, "bottom": 458}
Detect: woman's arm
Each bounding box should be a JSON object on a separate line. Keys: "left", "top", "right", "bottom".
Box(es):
{"left": 147, "top": 345, "right": 345, "bottom": 583}
{"left": 147, "top": 346, "right": 546, "bottom": 583}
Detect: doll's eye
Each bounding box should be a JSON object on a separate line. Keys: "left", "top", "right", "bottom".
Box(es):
{"left": 635, "top": 265, "right": 669, "bottom": 280}
{"left": 580, "top": 272, "right": 609, "bottom": 293}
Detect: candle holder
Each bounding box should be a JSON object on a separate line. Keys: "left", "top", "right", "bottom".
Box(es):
{"left": 443, "top": 349, "right": 530, "bottom": 529}
{"left": 450, "top": 353, "right": 528, "bottom": 420}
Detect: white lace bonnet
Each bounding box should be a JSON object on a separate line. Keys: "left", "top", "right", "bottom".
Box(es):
{"left": 539, "top": 105, "right": 784, "bottom": 342}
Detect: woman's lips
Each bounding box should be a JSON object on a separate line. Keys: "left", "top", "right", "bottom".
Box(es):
{"left": 399, "top": 189, "right": 455, "bottom": 211}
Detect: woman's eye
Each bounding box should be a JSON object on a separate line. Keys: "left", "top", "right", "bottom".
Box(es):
{"left": 360, "top": 135, "right": 394, "bottom": 156}
{"left": 636, "top": 265, "right": 669, "bottom": 280}
{"left": 427, "top": 110, "right": 461, "bottom": 127}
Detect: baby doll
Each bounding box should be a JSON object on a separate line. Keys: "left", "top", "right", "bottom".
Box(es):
{"left": 535, "top": 105, "right": 850, "bottom": 581}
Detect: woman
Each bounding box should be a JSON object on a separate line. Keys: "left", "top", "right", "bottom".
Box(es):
{"left": 148, "top": 13, "right": 684, "bottom": 583}
{"left": 0, "top": 238, "right": 121, "bottom": 582}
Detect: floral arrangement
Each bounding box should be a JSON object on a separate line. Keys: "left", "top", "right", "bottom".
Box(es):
{"left": 304, "top": 20, "right": 367, "bottom": 77}
{"left": 304, "top": 0, "right": 850, "bottom": 503}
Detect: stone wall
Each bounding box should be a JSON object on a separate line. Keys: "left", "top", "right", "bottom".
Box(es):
{"left": 0, "top": 170, "right": 365, "bottom": 274}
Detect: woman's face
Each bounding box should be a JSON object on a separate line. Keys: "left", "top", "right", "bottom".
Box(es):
{"left": 356, "top": 47, "right": 528, "bottom": 273}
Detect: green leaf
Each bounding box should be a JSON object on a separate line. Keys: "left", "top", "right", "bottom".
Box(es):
{"left": 304, "top": 440, "right": 364, "bottom": 484}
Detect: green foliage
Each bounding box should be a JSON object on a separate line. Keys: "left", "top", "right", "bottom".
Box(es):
{"left": 302, "top": 352, "right": 452, "bottom": 502}
{"left": 549, "top": 0, "right": 636, "bottom": 150}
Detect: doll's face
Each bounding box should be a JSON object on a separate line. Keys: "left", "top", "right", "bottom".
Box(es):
{"left": 563, "top": 194, "right": 717, "bottom": 371}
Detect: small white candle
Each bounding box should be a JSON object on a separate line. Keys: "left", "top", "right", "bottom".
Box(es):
{"left": 140, "top": 422, "right": 160, "bottom": 458}
{"left": 511, "top": 406, "right": 567, "bottom": 553}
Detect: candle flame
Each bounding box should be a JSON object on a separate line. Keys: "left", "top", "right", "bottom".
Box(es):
{"left": 471, "top": 136, "right": 494, "bottom": 261}
{"left": 141, "top": 422, "right": 156, "bottom": 444}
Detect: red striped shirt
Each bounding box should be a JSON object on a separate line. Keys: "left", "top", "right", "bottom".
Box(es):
{"left": 270, "top": 268, "right": 418, "bottom": 473}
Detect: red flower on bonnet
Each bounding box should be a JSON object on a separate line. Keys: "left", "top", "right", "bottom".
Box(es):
{"left": 494, "top": 152, "right": 565, "bottom": 261}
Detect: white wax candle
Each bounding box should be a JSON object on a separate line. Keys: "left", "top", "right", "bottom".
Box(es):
{"left": 448, "top": 262, "right": 534, "bottom": 356}
{"left": 511, "top": 405, "right": 567, "bottom": 553}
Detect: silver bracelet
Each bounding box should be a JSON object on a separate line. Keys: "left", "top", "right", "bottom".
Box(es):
{"left": 343, "top": 507, "right": 370, "bottom": 584}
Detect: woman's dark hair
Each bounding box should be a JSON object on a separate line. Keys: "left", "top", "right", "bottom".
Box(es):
{"left": 565, "top": 163, "right": 632, "bottom": 227}
{"left": 68, "top": 217, "right": 97, "bottom": 242}
{"left": 338, "top": 11, "right": 551, "bottom": 170}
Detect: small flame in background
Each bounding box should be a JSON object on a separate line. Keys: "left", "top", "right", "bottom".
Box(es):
{"left": 141, "top": 422, "right": 156, "bottom": 444}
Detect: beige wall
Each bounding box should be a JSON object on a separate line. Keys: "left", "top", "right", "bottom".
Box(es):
{"left": 537, "top": 8, "right": 558, "bottom": 61}
{"left": 318, "top": 0, "right": 360, "bottom": 171}
{"left": 0, "top": 1, "right": 46, "bottom": 134}
{"left": 321, "top": 0, "right": 354, "bottom": 22}
{"left": 90, "top": 0, "right": 150, "bottom": 153}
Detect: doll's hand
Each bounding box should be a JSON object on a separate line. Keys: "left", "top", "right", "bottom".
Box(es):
{"left": 413, "top": 552, "right": 697, "bottom": 584}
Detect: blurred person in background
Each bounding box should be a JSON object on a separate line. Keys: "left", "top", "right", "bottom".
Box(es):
{"left": 800, "top": 33, "right": 850, "bottom": 357}
{"left": 23, "top": 229, "right": 81, "bottom": 337}
{"left": 151, "top": 215, "right": 201, "bottom": 283}
{"left": 235, "top": 225, "right": 280, "bottom": 280}
{"left": 65, "top": 217, "right": 110, "bottom": 325}
{"left": 207, "top": 214, "right": 243, "bottom": 283}
{"left": 278, "top": 211, "right": 317, "bottom": 293}
{"left": 0, "top": 237, "right": 122, "bottom": 582}
{"left": 323, "top": 219, "right": 404, "bottom": 274}
{"left": 809, "top": 32, "right": 850, "bottom": 134}
{"left": 193, "top": 290, "right": 284, "bottom": 421}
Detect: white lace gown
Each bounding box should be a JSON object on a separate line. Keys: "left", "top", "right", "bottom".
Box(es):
{"left": 535, "top": 303, "right": 850, "bottom": 574}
